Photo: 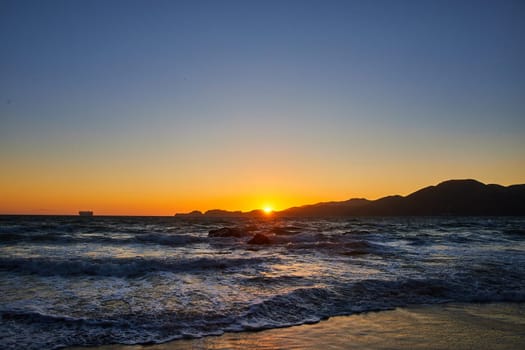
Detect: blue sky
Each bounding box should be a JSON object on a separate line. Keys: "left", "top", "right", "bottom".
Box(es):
{"left": 1, "top": 0, "right": 524, "bottom": 214}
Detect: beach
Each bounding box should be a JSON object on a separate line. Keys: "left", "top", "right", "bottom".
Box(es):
{"left": 3, "top": 0, "right": 525, "bottom": 348}
{"left": 71, "top": 302, "right": 525, "bottom": 350}
{"left": 2, "top": 216, "right": 524, "bottom": 349}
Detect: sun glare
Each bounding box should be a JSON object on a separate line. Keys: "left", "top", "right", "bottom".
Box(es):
{"left": 263, "top": 206, "right": 273, "bottom": 214}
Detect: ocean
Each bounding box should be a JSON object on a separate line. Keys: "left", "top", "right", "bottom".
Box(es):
{"left": 1, "top": 215, "right": 524, "bottom": 349}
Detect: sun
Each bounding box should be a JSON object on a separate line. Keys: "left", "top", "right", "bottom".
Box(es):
{"left": 263, "top": 206, "right": 273, "bottom": 214}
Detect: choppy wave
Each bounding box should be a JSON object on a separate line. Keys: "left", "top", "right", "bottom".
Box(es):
{"left": 0, "top": 216, "right": 524, "bottom": 349}
{"left": 0, "top": 255, "right": 278, "bottom": 277}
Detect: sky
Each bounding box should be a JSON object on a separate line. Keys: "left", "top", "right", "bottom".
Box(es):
{"left": 1, "top": 0, "right": 524, "bottom": 215}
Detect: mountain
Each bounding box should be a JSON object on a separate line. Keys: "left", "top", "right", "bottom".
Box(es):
{"left": 175, "top": 179, "right": 525, "bottom": 217}
{"left": 279, "top": 198, "right": 371, "bottom": 217}
{"left": 277, "top": 179, "right": 525, "bottom": 217}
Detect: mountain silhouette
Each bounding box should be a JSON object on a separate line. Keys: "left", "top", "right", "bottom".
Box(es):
{"left": 278, "top": 179, "right": 525, "bottom": 217}
{"left": 175, "top": 179, "right": 525, "bottom": 217}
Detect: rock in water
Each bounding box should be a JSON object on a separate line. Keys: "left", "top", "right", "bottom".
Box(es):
{"left": 208, "top": 227, "right": 245, "bottom": 238}
{"left": 248, "top": 233, "right": 271, "bottom": 245}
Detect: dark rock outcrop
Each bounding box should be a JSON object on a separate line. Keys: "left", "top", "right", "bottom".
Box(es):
{"left": 247, "top": 233, "right": 271, "bottom": 245}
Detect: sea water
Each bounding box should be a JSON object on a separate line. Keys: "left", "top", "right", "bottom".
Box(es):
{"left": 0, "top": 216, "right": 524, "bottom": 349}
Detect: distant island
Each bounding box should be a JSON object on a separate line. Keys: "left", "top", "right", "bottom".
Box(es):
{"left": 175, "top": 179, "right": 525, "bottom": 217}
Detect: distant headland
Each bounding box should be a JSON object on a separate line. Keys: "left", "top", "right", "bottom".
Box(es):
{"left": 175, "top": 179, "right": 525, "bottom": 217}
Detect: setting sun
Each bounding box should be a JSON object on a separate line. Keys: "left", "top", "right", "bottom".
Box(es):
{"left": 263, "top": 206, "right": 273, "bottom": 214}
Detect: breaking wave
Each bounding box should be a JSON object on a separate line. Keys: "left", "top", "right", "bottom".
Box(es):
{"left": 1, "top": 216, "right": 524, "bottom": 349}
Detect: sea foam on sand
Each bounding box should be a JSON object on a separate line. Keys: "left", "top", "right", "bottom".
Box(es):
{"left": 69, "top": 302, "right": 525, "bottom": 350}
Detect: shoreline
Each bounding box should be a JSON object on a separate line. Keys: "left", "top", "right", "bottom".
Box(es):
{"left": 70, "top": 302, "right": 525, "bottom": 350}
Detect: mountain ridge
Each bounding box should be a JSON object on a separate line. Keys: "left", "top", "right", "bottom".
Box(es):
{"left": 175, "top": 179, "right": 525, "bottom": 217}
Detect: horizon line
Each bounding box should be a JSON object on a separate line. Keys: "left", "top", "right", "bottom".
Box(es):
{"left": 3, "top": 178, "right": 524, "bottom": 216}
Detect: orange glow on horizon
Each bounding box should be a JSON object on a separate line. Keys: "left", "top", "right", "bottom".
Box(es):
{"left": 1, "top": 151, "right": 524, "bottom": 216}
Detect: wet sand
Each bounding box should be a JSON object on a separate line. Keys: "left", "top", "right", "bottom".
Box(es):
{"left": 71, "top": 302, "right": 525, "bottom": 350}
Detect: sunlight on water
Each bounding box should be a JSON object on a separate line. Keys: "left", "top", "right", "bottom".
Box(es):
{"left": 0, "top": 216, "right": 524, "bottom": 349}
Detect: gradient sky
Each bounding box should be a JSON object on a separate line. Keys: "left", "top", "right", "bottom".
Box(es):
{"left": 1, "top": 0, "right": 524, "bottom": 215}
